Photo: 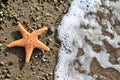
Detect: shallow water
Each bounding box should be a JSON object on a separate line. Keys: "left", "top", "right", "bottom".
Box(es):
{"left": 55, "top": 0, "right": 120, "bottom": 80}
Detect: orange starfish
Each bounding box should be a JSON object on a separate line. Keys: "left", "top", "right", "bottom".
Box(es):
{"left": 7, "top": 23, "right": 50, "bottom": 63}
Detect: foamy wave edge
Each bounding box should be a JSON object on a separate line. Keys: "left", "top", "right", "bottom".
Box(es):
{"left": 54, "top": 0, "right": 120, "bottom": 80}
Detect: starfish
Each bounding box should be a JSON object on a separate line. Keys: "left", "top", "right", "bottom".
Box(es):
{"left": 7, "top": 23, "right": 50, "bottom": 63}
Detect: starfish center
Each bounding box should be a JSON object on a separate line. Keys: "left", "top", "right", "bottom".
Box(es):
{"left": 25, "top": 37, "right": 35, "bottom": 45}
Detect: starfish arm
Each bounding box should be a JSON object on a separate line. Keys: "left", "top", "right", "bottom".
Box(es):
{"left": 18, "top": 22, "right": 29, "bottom": 38}
{"left": 35, "top": 40, "right": 50, "bottom": 51}
{"left": 31, "top": 27, "right": 48, "bottom": 36}
{"left": 7, "top": 39, "right": 25, "bottom": 47}
{"left": 25, "top": 45, "right": 34, "bottom": 63}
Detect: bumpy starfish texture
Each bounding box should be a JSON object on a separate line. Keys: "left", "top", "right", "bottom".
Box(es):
{"left": 7, "top": 23, "right": 50, "bottom": 63}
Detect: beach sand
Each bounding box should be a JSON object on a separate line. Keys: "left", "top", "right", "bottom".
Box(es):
{"left": 0, "top": 0, "right": 120, "bottom": 80}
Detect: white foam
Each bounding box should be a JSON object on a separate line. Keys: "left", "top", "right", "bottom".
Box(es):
{"left": 118, "top": 57, "right": 120, "bottom": 64}
{"left": 55, "top": 0, "right": 120, "bottom": 80}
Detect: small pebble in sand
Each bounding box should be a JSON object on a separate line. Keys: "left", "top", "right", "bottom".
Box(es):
{"left": 8, "top": 62, "right": 13, "bottom": 66}
{"left": 0, "top": 43, "right": 2, "bottom": 47}
{"left": 0, "top": 61, "right": 4, "bottom": 66}
{"left": 5, "top": 73, "right": 11, "bottom": 78}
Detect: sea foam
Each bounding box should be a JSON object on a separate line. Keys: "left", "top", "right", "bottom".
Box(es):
{"left": 55, "top": 0, "right": 120, "bottom": 80}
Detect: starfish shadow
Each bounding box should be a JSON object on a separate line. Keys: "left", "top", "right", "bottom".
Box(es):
{"left": 4, "top": 31, "right": 25, "bottom": 70}
{"left": 32, "top": 48, "right": 44, "bottom": 61}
